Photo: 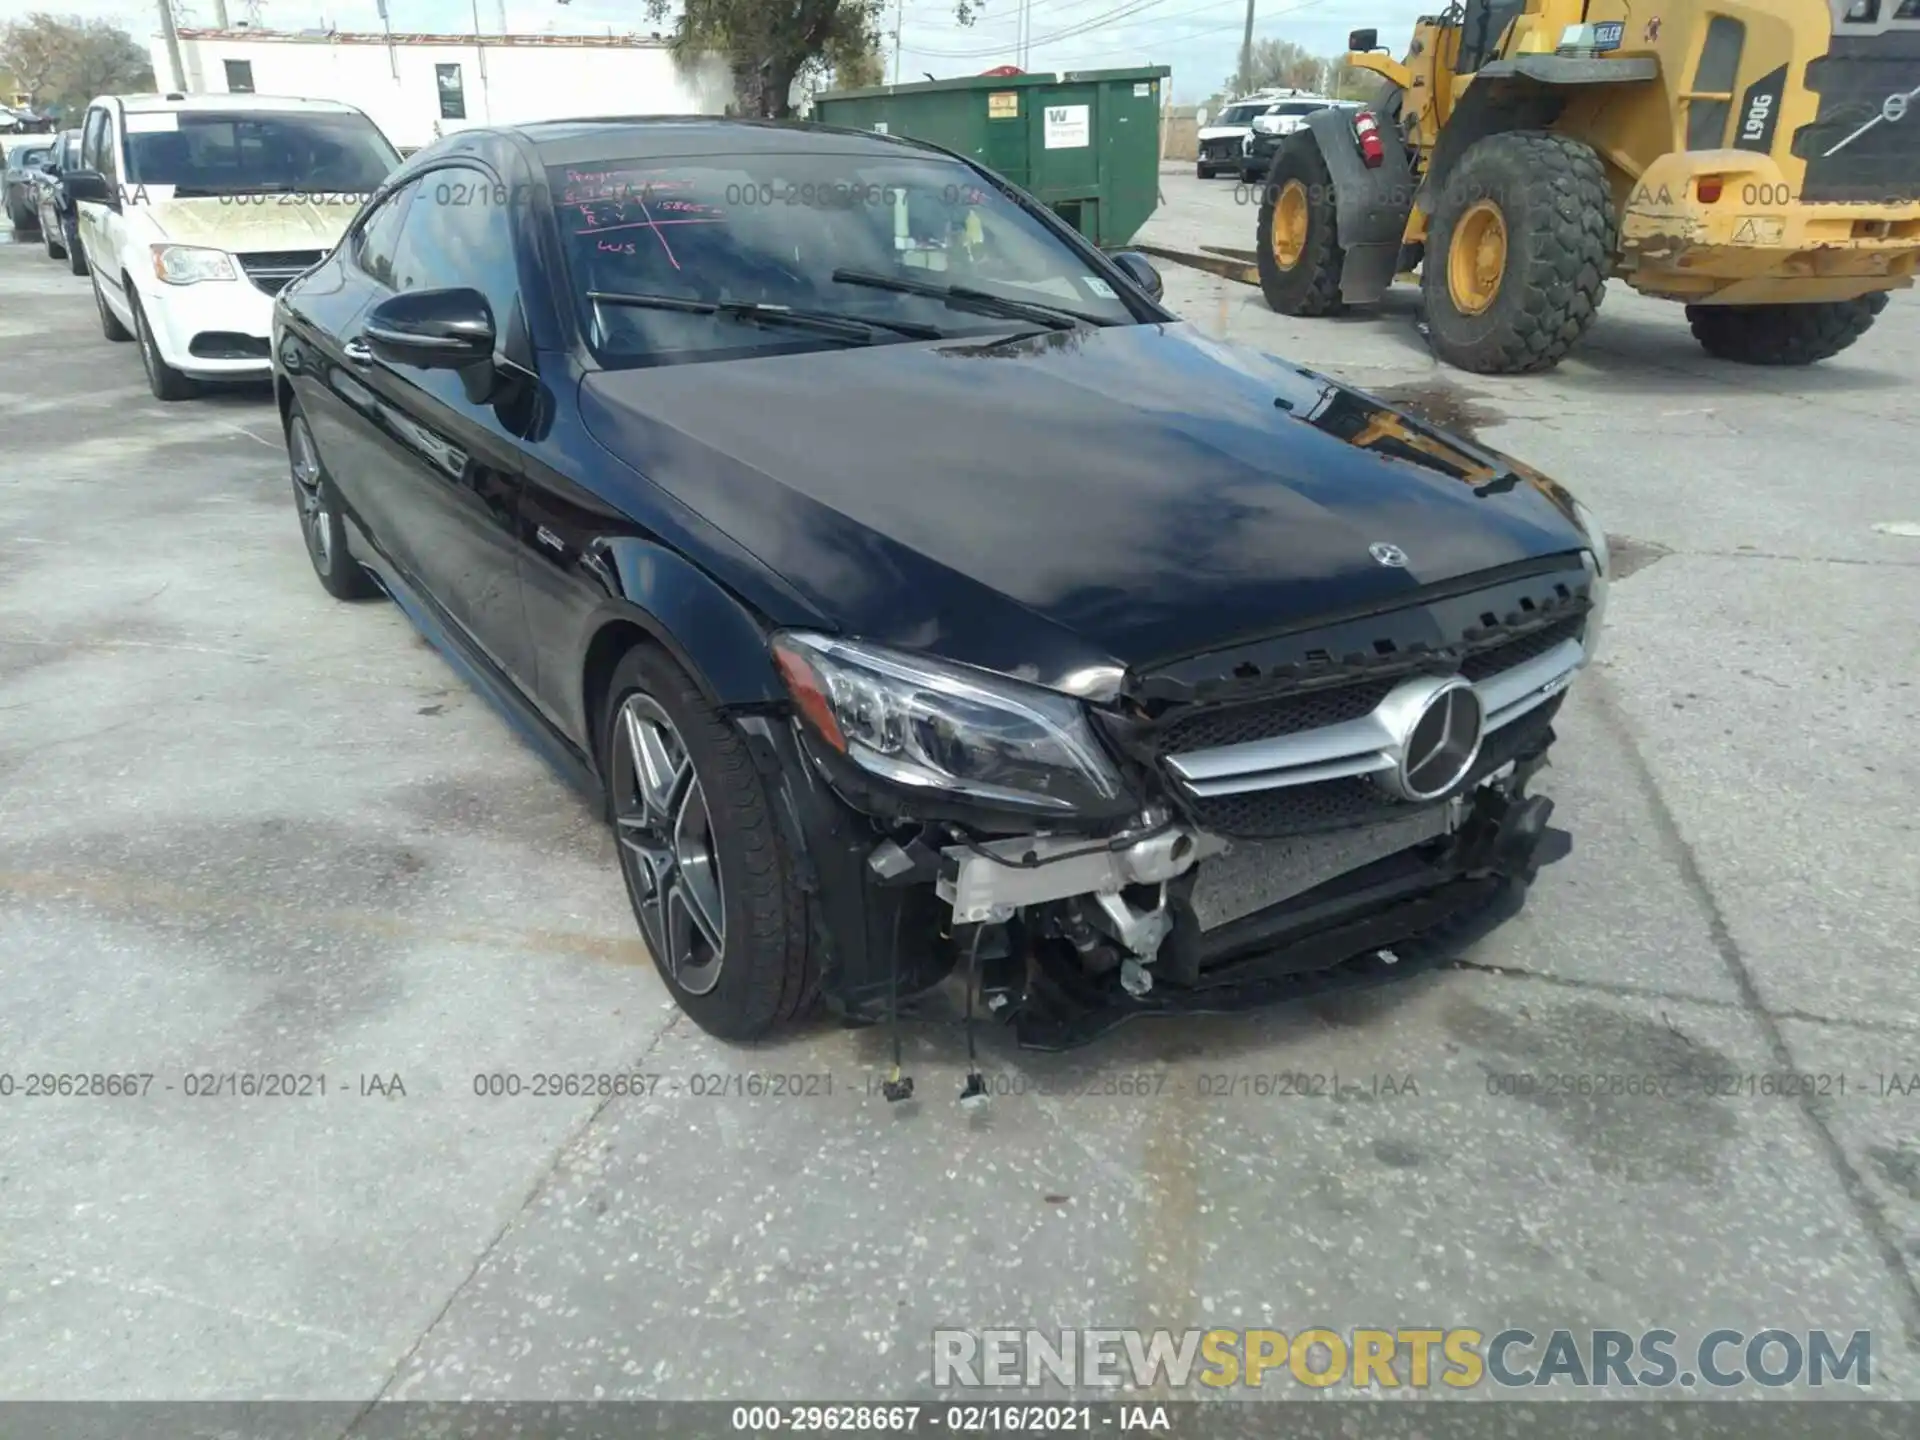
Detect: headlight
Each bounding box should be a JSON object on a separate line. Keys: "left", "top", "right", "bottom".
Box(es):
{"left": 771, "top": 632, "right": 1128, "bottom": 816}
{"left": 151, "top": 244, "right": 238, "bottom": 285}
{"left": 1573, "top": 500, "right": 1609, "bottom": 663}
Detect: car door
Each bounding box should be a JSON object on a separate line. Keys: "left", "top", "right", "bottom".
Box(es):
{"left": 76, "top": 105, "right": 126, "bottom": 310}
{"left": 290, "top": 180, "right": 417, "bottom": 558}
{"left": 339, "top": 163, "right": 537, "bottom": 690}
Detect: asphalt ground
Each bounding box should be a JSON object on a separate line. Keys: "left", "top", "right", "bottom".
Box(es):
{"left": 2, "top": 174, "right": 1918, "bottom": 1417}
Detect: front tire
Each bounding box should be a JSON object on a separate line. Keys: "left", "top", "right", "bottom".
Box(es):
{"left": 1257, "top": 136, "right": 1345, "bottom": 317}
{"left": 130, "top": 288, "right": 196, "bottom": 401}
{"left": 1686, "top": 293, "right": 1888, "bottom": 365}
{"left": 601, "top": 645, "right": 812, "bottom": 1041}
{"left": 92, "top": 267, "right": 132, "bottom": 341}
{"left": 43, "top": 219, "right": 64, "bottom": 259}
{"left": 286, "top": 402, "right": 381, "bottom": 600}
{"left": 1422, "top": 131, "right": 1614, "bottom": 374}
{"left": 67, "top": 222, "right": 87, "bottom": 276}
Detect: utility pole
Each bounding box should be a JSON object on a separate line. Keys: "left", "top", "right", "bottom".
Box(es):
{"left": 157, "top": 0, "right": 187, "bottom": 91}
{"left": 1238, "top": 0, "right": 1255, "bottom": 93}
{"left": 213, "top": 0, "right": 231, "bottom": 25}
{"left": 891, "top": 0, "right": 903, "bottom": 84}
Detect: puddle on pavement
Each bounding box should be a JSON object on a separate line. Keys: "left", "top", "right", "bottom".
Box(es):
{"left": 1607, "top": 533, "right": 1672, "bottom": 581}
{"left": 1368, "top": 382, "right": 1672, "bottom": 584}
{"left": 1369, "top": 380, "right": 1503, "bottom": 446}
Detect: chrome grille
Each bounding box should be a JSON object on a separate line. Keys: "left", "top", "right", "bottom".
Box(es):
{"left": 236, "top": 249, "right": 324, "bottom": 296}
{"left": 1184, "top": 698, "right": 1561, "bottom": 839}
{"left": 1159, "top": 615, "right": 1583, "bottom": 759}
{"left": 1155, "top": 611, "right": 1586, "bottom": 840}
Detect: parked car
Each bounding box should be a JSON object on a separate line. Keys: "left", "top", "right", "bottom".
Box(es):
{"left": 1238, "top": 95, "right": 1344, "bottom": 183}
{"left": 33, "top": 128, "right": 88, "bottom": 273}
{"left": 65, "top": 93, "right": 401, "bottom": 400}
{"left": 273, "top": 118, "right": 1605, "bottom": 1051}
{"left": 1196, "top": 90, "right": 1299, "bottom": 178}
{"left": 4, "top": 137, "right": 52, "bottom": 230}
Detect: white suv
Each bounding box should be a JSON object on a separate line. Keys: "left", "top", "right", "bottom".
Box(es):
{"left": 69, "top": 93, "right": 401, "bottom": 400}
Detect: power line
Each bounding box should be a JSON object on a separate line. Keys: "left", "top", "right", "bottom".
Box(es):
{"left": 907, "top": 0, "right": 1179, "bottom": 57}
{"left": 985, "top": 0, "right": 1341, "bottom": 67}
{"left": 902, "top": 0, "right": 1335, "bottom": 63}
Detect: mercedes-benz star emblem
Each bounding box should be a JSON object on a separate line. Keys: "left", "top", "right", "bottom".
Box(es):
{"left": 1372, "top": 675, "right": 1486, "bottom": 802}
{"left": 1370, "top": 542, "right": 1409, "bottom": 568}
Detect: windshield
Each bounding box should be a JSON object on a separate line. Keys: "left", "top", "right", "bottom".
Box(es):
{"left": 1219, "top": 104, "right": 1267, "bottom": 125}
{"left": 550, "top": 149, "right": 1142, "bottom": 369}
{"left": 122, "top": 110, "right": 399, "bottom": 194}
{"left": 1273, "top": 102, "right": 1327, "bottom": 117}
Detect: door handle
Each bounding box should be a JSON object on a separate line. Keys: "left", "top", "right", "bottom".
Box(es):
{"left": 343, "top": 338, "right": 373, "bottom": 365}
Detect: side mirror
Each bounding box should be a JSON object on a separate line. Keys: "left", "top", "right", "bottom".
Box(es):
{"left": 1110, "top": 250, "right": 1163, "bottom": 302}
{"left": 363, "top": 286, "right": 496, "bottom": 371}
{"left": 1348, "top": 27, "right": 1379, "bottom": 51}
{"left": 64, "top": 169, "right": 114, "bottom": 206}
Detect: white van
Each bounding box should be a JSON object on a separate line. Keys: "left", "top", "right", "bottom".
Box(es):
{"left": 69, "top": 92, "right": 401, "bottom": 400}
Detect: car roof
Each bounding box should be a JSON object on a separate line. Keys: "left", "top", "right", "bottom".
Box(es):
{"left": 108, "top": 92, "right": 370, "bottom": 116}
{"left": 477, "top": 115, "right": 952, "bottom": 169}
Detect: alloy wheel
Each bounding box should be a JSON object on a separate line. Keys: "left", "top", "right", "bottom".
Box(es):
{"left": 612, "top": 692, "right": 726, "bottom": 996}
{"left": 287, "top": 416, "right": 332, "bottom": 570}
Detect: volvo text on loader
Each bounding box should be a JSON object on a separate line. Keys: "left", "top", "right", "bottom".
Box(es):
{"left": 1255, "top": 0, "right": 1920, "bottom": 372}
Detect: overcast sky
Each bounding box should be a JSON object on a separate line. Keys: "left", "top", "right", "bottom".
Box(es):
{"left": 60, "top": 0, "right": 1435, "bottom": 105}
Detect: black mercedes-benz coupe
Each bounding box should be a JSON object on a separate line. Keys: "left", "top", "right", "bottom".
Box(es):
{"left": 271, "top": 117, "right": 1608, "bottom": 1051}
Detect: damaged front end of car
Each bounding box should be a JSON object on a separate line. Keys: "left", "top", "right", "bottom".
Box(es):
{"left": 737, "top": 550, "right": 1603, "bottom": 1053}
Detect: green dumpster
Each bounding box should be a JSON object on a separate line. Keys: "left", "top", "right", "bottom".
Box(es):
{"left": 811, "top": 67, "right": 1169, "bottom": 248}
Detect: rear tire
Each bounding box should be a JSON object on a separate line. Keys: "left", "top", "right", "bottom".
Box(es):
{"left": 600, "top": 645, "right": 813, "bottom": 1041}
{"left": 1422, "top": 131, "right": 1614, "bottom": 374}
{"left": 1685, "top": 293, "right": 1888, "bottom": 365}
{"left": 1256, "top": 136, "right": 1345, "bottom": 317}
{"left": 286, "top": 401, "right": 381, "bottom": 601}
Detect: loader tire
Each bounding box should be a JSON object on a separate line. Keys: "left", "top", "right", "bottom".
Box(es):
{"left": 1685, "top": 293, "right": 1889, "bottom": 365}
{"left": 1257, "top": 136, "right": 1345, "bottom": 317}
{"left": 1423, "top": 131, "right": 1614, "bottom": 374}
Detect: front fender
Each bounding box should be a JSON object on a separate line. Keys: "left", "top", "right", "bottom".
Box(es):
{"left": 1303, "top": 107, "right": 1414, "bottom": 305}
{"left": 581, "top": 537, "right": 789, "bottom": 711}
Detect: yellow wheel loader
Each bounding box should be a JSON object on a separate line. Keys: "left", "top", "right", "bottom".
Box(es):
{"left": 1255, "top": 0, "right": 1920, "bottom": 372}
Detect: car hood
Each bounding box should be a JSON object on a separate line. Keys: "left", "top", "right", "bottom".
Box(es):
{"left": 578, "top": 322, "right": 1588, "bottom": 686}
{"left": 139, "top": 196, "right": 360, "bottom": 252}
{"left": 1197, "top": 124, "right": 1250, "bottom": 139}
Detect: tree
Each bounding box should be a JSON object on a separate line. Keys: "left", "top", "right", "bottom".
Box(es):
{"left": 642, "top": 0, "right": 979, "bottom": 120}
{"left": 0, "top": 13, "right": 153, "bottom": 111}
{"left": 1214, "top": 37, "right": 1324, "bottom": 101}
{"left": 820, "top": 25, "right": 885, "bottom": 91}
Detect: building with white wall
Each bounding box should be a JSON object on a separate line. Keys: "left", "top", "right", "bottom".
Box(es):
{"left": 152, "top": 28, "right": 731, "bottom": 152}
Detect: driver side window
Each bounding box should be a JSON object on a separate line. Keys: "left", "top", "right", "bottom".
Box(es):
{"left": 387, "top": 165, "right": 522, "bottom": 336}
{"left": 353, "top": 183, "right": 414, "bottom": 288}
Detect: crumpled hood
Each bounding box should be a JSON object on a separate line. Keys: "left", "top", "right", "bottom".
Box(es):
{"left": 578, "top": 322, "right": 1589, "bottom": 683}
{"left": 140, "top": 196, "right": 360, "bottom": 252}
{"left": 1196, "top": 124, "right": 1250, "bottom": 140}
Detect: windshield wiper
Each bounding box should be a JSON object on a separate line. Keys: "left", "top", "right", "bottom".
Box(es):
{"left": 829, "top": 268, "right": 1107, "bottom": 331}
{"left": 586, "top": 290, "right": 943, "bottom": 342}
